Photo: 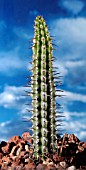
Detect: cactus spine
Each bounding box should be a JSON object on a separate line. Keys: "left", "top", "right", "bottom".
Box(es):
{"left": 27, "top": 16, "right": 61, "bottom": 159}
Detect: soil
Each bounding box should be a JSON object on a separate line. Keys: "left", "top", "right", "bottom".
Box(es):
{"left": 0, "top": 133, "right": 86, "bottom": 170}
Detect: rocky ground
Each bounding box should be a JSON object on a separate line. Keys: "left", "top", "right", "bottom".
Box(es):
{"left": 0, "top": 132, "right": 86, "bottom": 170}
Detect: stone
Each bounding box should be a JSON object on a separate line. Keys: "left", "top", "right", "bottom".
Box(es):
{"left": 1, "top": 162, "right": 8, "bottom": 169}
{"left": 12, "top": 157, "right": 21, "bottom": 166}
{"left": 2, "top": 142, "right": 15, "bottom": 154}
{"left": 0, "top": 133, "right": 86, "bottom": 169}
{"left": 36, "top": 163, "right": 48, "bottom": 170}
{"left": 53, "top": 153, "right": 64, "bottom": 163}
{"left": 67, "top": 165, "right": 76, "bottom": 170}
{"left": 78, "top": 145, "right": 84, "bottom": 152}
{"left": 56, "top": 163, "right": 65, "bottom": 170}
{"left": 25, "top": 161, "right": 36, "bottom": 170}
{"left": 22, "top": 132, "right": 33, "bottom": 144}
{"left": 62, "top": 134, "right": 68, "bottom": 143}
{"left": 9, "top": 136, "right": 22, "bottom": 144}
{"left": 60, "top": 161, "right": 67, "bottom": 168}
{"left": 0, "top": 153, "right": 3, "bottom": 159}
{"left": 2, "top": 156, "right": 12, "bottom": 166}
{"left": 25, "top": 144, "right": 29, "bottom": 151}
{"left": 82, "top": 142, "right": 86, "bottom": 149}
{"left": 0, "top": 141, "right": 7, "bottom": 147}
{"left": 16, "top": 147, "right": 22, "bottom": 156}
{"left": 79, "top": 142, "right": 84, "bottom": 146}
{"left": 23, "top": 151, "right": 30, "bottom": 159}
{"left": 47, "top": 164, "right": 56, "bottom": 170}
{"left": 69, "top": 134, "right": 80, "bottom": 143}
{"left": 10, "top": 145, "right": 19, "bottom": 156}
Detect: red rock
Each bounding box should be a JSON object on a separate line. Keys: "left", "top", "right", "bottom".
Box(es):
{"left": 10, "top": 145, "right": 20, "bottom": 156}
{"left": 1, "top": 162, "right": 8, "bottom": 169}
{"left": 62, "top": 134, "right": 68, "bottom": 142}
{"left": 56, "top": 163, "right": 65, "bottom": 170}
{"left": 79, "top": 142, "right": 84, "bottom": 146}
{"left": 0, "top": 153, "right": 3, "bottom": 159}
{"left": 0, "top": 141, "right": 7, "bottom": 147}
{"left": 53, "top": 153, "right": 64, "bottom": 163}
{"left": 36, "top": 163, "right": 48, "bottom": 170}
{"left": 19, "top": 151, "right": 29, "bottom": 159}
{"left": 9, "top": 135, "right": 22, "bottom": 144}
{"left": 2, "top": 156, "right": 12, "bottom": 166}
{"left": 11, "top": 164, "right": 23, "bottom": 170}
{"left": 69, "top": 134, "right": 80, "bottom": 143}
{"left": 1, "top": 142, "right": 15, "bottom": 154}
{"left": 0, "top": 159, "right": 2, "bottom": 164}
{"left": 78, "top": 145, "right": 84, "bottom": 152}
{"left": 25, "top": 161, "right": 36, "bottom": 170}
{"left": 12, "top": 157, "right": 21, "bottom": 166}
{"left": 60, "top": 161, "right": 68, "bottom": 168}
{"left": 22, "top": 132, "right": 33, "bottom": 144}
{"left": 47, "top": 164, "right": 56, "bottom": 170}
{"left": 82, "top": 142, "right": 86, "bottom": 149}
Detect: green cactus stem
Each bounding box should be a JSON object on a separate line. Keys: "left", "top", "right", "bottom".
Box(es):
{"left": 26, "top": 16, "right": 62, "bottom": 159}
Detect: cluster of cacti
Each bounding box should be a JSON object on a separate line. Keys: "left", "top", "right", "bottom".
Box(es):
{"left": 26, "top": 16, "right": 62, "bottom": 159}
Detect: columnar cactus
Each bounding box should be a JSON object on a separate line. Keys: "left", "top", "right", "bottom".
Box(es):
{"left": 27, "top": 16, "right": 62, "bottom": 159}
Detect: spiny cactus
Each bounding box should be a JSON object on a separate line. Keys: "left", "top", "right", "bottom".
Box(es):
{"left": 26, "top": 16, "right": 62, "bottom": 159}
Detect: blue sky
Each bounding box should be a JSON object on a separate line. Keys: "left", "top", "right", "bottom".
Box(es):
{"left": 0, "top": 0, "right": 86, "bottom": 142}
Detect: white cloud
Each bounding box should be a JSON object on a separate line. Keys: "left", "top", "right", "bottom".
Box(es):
{"left": 62, "top": 111, "right": 86, "bottom": 121}
{"left": 14, "top": 27, "right": 32, "bottom": 40}
{"left": 52, "top": 17, "right": 86, "bottom": 59}
{"left": 56, "top": 88, "right": 86, "bottom": 104}
{"left": 0, "top": 86, "right": 27, "bottom": 108}
{"left": 65, "top": 60, "right": 85, "bottom": 68}
{"left": 79, "top": 131, "right": 86, "bottom": 141}
{"left": 51, "top": 17, "right": 86, "bottom": 87}
{"left": 0, "top": 121, "right": 11, "bottom": 142}
{"left": 60, "top": 90, "right": 86, "bottom": 103}
{"left": 60, "top": 0, "right": 84, "bottom": 15}
{"left": 0, "top": 48, "right": 26, "bottom": 76}
{"left": 64, "top": 120, "right": 86, "bottom": 133}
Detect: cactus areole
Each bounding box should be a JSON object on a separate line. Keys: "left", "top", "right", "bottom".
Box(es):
{"left": 29, "top": 16, "right": 59, "bottom": 158}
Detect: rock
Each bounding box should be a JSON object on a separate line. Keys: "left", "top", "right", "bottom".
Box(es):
{"left": 69, "top": 134, "right": 80, "bottom": 143}
{"left": 0, "top": 133, "right": 86, "bottom": 169}
{"left": 11, "top": 164, "right": 23, "bottom": 170}
{"left": 2, "top": 142, "right": 15, "bottom": 154}
{"left": 37, "top": 163, "right": 48, "bottom": 170}
{"left": 2, "top": 156, "right": 12, "bottom": 166}
{"left": 60, "top": 161, "right": 68, "bottom": 168}
{"left": 82, "top": 142, "right": 86, "bottom": 149}
{"left": 47, "top": 162, "right": 56, "bottom": 170}
{"left": 1, "top": 162, "right": 8, "bottom": 169}
{"left": 53, "top": 153, "right": 64, "bottom": 163}
{"left": 62, "top": 134, "right": 68, "bottom": 143}
{"left": 56, "top": 163, "right": 65, "bottom": 170}
{"left": 25, "top": 161, "right": 36, "bottom": 170}
{"left": 78, "top": 145, "right": 84, "bottom": 152}
{"left": 22, "top": 132, "right": 33, "bottom": 144}
{"left": 67, "top": 165, "right": 76, "bottom": 170}
{"left": 79, "top": 142, "right": 84, "bottom": 146}
{"left": 0, "top": 153, "right": 3, "bottom": 159}
{"left": 9, "top": 136, "right": 22, "bottom": 144}
{"left": 10, "top": 145, "right": 19, "bottom": 156}
{"left": 12, "top": 156, "right": 21, "bottom": 167}
{"left": 23, "top": 151, "right": 30, "bottom": 159}
{"left": 0, "top": 141, "right": 7, "bottom": 147}
{"left": 25, "top": 144, "right": 29, "bottom": 151}
{"left": 16, "top": 146, "right": 22, "bottom": 156}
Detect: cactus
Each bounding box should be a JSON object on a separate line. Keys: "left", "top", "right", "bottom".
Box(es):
{"left": 26, "top": 16, "right": 62, "bottom": 159}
